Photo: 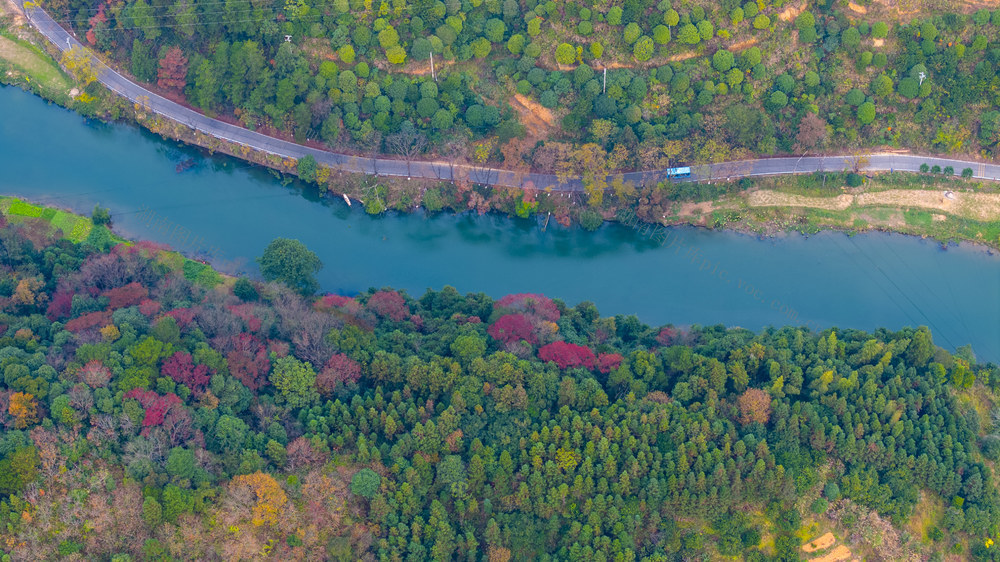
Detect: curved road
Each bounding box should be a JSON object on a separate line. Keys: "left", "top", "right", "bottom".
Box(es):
{"left": 19, "top": 2, "right": 1000, "bottom": 190}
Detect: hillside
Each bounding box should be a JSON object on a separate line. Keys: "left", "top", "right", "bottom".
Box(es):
{"left": 1, "top": 201, "right": 999, "bottom": 560}
{"left": 41, "top": 0, "right": 1000, "bottom": 180}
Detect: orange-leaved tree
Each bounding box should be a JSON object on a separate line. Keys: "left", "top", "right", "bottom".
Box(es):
{"left": 8, "top": 392, "right": 38, "bottom": 429}
{"left": 229, "top": 472, "right": 288, "bottom": 527}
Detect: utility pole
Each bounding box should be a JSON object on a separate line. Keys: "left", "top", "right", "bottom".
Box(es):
{"left": 430, "top": 52, "right": 436, "bottom": 82}
{"left": 603, "top": 67, "right": 607, "bottom": 94}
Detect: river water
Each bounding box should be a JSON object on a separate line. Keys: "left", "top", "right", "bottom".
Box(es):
{"left": 2, "top": 86, "right": 998, "bottom": 361}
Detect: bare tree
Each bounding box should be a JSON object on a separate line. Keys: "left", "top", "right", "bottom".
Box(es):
{"left": 363, "top": 130, "right": 383, "bottom": 176}
{"left": 846, "top": 147, "right": 870, "bottom": 174}
{"left": 442, "top": 139, "right": 468, "bottom": 182}
{"left": 387, "top": 129, "right": 427, "bottom": 179}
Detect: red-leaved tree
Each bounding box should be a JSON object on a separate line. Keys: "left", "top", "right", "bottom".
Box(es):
{"left": 597, "top": 353, "right": 623, "bottom": 374}
{"left": 157, "top": 46, "right": 188, "bottom": 91}
{"left": 104, "top": 282, "right": 149, "bottom": 310}
{"left": 488, "top": 314, "right": 538, "bottom": 345}
{"left": 162, "top": 351, "right": 211, "bottom": 390}
{"left": 315, "top": 354, "right": 362, "bottom": 396}
{"left": 166, "top": 307, "right": 195, "bottom": 327}
{"left": 65, "top": 311, "right": 112, "bottom": 334}
{"left": 495, "top": 293, "right": 560, "bottom": 322}
{"left": 46, "top": 289, "right": 73, "bottom": 321}
{"left": 78, "top": 360, "right": 112, "bottom": 388}
{"left": 124, "top": 389, "right": 182, "bottom": 434}
{"left": 226, "top": 333, "right": 270, "bottom": 390}
{"left": 538, "top": 341, "right": 596, "bottom": 370}
{"left": 139, "top": 299, "right": 162, "bottom": 317}
{"left": 367, "top": 290, "right": 409, "bottom": 321}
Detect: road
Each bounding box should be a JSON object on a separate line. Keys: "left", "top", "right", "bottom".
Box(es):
{"left": 18, "top": 2, "right": 1000, "bottom": 190}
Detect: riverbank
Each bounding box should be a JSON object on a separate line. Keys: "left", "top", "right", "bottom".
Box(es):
{"left": 2, "top": 8, "right": 1000, "bottom": 251}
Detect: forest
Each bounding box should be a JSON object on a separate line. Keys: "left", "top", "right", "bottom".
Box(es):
{"left": 0, "top": 200, "right": 999, "bottom": 561}
{"left": 44, "top": 0, "right": 1000, "bottom": 176}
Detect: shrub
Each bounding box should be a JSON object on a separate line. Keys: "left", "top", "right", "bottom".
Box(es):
{"left": 846, "top": 173, "right": 863, "bottom": 187}
{"left": 920, "top": 163, "right": 930, "bottom": 173}
{"left": 962, "top": 167, "right": 974, "bottom": 178}
{"left": 943, "top": 166, "right": 954, "bottom": 175}
{"left": 931, "top": 165, "right": 942, "bottom": 174}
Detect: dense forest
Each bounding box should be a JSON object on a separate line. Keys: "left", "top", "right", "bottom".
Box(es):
{"left": 44, "top": 0, "right": 1000, "bottom": 174}
{"left": 1, "top": 203, "right": 1000, "bottom": 560}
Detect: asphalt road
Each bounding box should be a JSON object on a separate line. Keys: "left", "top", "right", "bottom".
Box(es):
{"left": 19, "top": 2, "right": 1000, "bottom": 190}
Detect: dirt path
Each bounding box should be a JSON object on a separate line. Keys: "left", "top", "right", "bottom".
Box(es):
{"left": 729, "top": 38, "right": 758, "bottom": 52}
{"left": 778, "top": 2, "right": 806, "bottom": 21}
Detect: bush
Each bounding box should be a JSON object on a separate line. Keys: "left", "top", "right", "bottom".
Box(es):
{"left": 962, "top": 167, "right": 974, "bottom": 178}
{"left": 920, "top": 163, "right": 930, "bottom": 173}
{"left": 846, "top": 173, "right": 863, "bottom": 187}
{"left": 92, "top": 205, "right": 111, "bottom": 226}
{"left": 579, "top": 209, "right": 603, "bottom": 231}
{"left": 943, "top": 166, "right": 954, "bottom": 175}
{"left": 931, "top": 165, "right": 941, "bottom": 174}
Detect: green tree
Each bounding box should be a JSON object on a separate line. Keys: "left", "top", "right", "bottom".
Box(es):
{"left": 678, "top": 24, "right": 700, "bottom": 45}
{"left": 484, "top": 18, "right": 506, "bottom": 43}
{"left": 857, "top": 101, "right": 876, "bottom": 124}
{"left": 624, "top": 22, "right": 641, "bottom": 45}
{"left": 351, "top": 468, "right": 381, "bottom": 499}
{"left": 555, "top": 43, "right": 576, "bottom": 65}
{"left": 257, "top": 238, "right": 323, "bottom": 296}
{"left": 842, "top": 27, "right": 861, "bottom": 50}
{"left": 872, "top": 22, "right": 888, "bottom": 38}
{"left": 712, "top": 49, "right": 734, "bottom": 72}
{"left": 697, "top": 20, "right": 714, "bottom": 40}
{"left": 296, "top": 154, "right": 317, "bottom": 183}
{"left": 872, "top": 74, "right": 893, "bottom": 97}
{"left": 753, "top": 14, "right": 770, "bottom": 30}
{"left": 653, "top": 25, "right": 671, "bottom": 44}
{"left": 166, "top": 447, "right": 196, "bottom": 480}
{"left": 633, "top": 36, "right": 654, "bottom": 62}
{"left": 269, "top": 355, "right": 318, "bottom": 409}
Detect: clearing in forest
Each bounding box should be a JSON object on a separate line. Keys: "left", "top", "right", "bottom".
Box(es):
{"left": 801, "top": 532, "right": 836, "bottom": 553}
{"left": 510, "top": 93, "right": 556, "bottom": 138}
{"left": 778, "top": 2, "right": 806, "bottom": 21}
{"left": 847, "top": 2, "right": 868, "bottom": 14}
{"left": 0, "top": 34, "right": 72, "bottom": 93}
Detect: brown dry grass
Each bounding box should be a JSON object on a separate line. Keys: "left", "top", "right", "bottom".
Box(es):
{"left": 802, "top": 532, "right": 837, "bottom": 553}
{"left": 509, "top": 93, "right": 556, "bottom": 139}
{"left": 847, "top": 2, "right": 868, "bottom": 14}
{"left": 1, "top": 0, "right": 26, "bottom": 25}
{"left": 749, "top": 190, "right": 853, "bottom": 211}
{"left": 856, "top": 189, "right": 1000, "bottom": 221}
{"left": 810, "top": 545, "right": 853, "bottom": 562}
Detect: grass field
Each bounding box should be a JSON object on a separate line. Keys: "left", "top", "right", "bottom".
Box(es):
{"left": 0, "top": 31, "right": 73, "bottom": 96}
{"left": 0, "top": 196, "right": 93, "bottom": 242}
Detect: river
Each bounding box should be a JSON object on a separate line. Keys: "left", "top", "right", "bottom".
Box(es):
{"left": 2, "top": 86, "right": 998, "bottom": 361}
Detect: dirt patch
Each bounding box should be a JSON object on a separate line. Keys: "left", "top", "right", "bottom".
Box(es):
{"left": 872, "top": 38, "right": 885, "bottom": 47}
{"left": 509, "top": 93, "right": 556, "bottom": 139}
{"left": 0, "top": 0, "right": 26, "bottom": 25}
{"left": 847, "top": 2, "right": 868, "bottom": 14}
{"left": 778, "top": 2, "right": 805, "bottom": 21}
{"left": 810, "top": 545, "right": 853, "bottom": 562}
{"left": 749, "top": 190, "right": 853, "bottom": 211}
{"left": 678, "top": 201, "right": 715, "bottom": 217}
{"left": 667, "top": 51, "right": 698, "bottom": 62}
{"left": 802, "top": 532, "right": 837, "bottom": 553}
{"left": 856, "top": 189, "right": 1000, "bottom": 221}
{"left": 729, "top": 38, "right": 758, "bottom": 52}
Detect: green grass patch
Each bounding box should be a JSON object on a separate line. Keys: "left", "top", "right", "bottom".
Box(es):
{"left": 0, "top": 33, "right": 73, "bottom": 95}
{"left": 7, "top": 199, "right": 43, "bottom": 217}
{"left": 904, "top": 209, "right": 934, "bottom": 228}
{"left": 50, "top": 210, "right": 92, "bottom": 242}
